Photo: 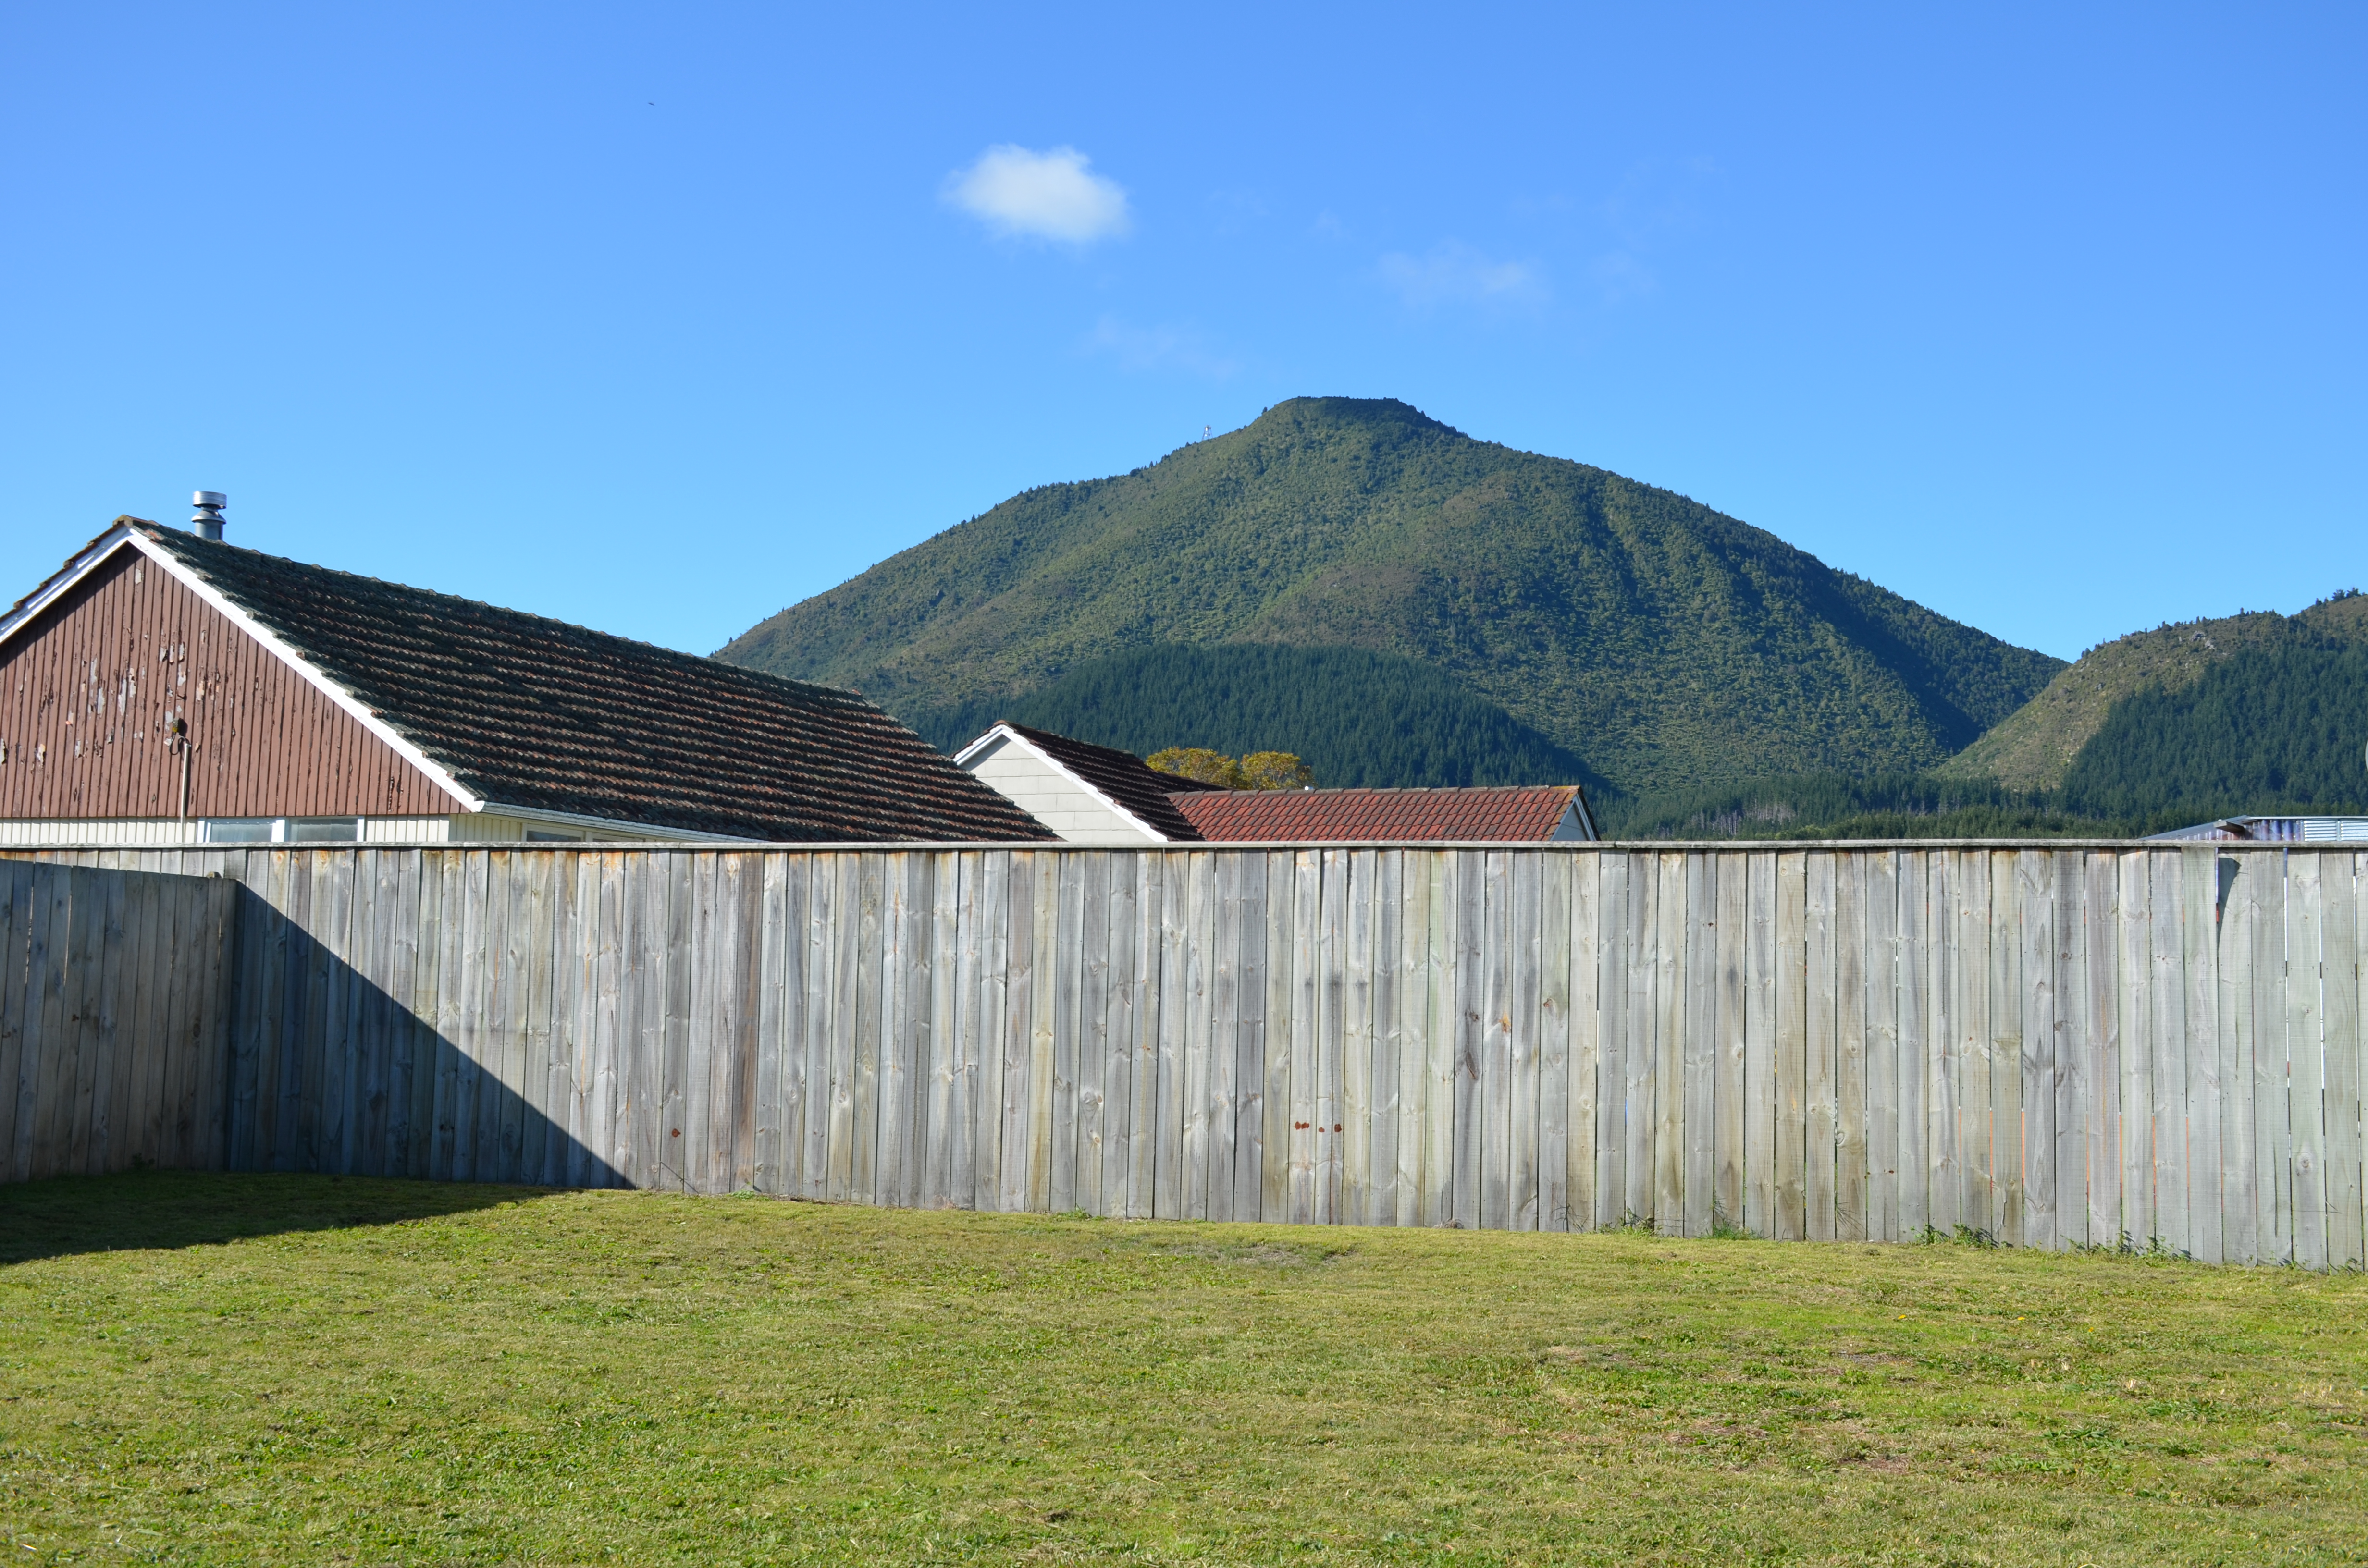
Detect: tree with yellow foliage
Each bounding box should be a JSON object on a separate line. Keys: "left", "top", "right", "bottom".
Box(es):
{"left": 1146, "top": 748, "right": 1313, "bottom": 791}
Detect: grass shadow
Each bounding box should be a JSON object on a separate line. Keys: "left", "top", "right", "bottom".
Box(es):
{"left": 0, "top": 1168, "right": 547, "bottom": 1265}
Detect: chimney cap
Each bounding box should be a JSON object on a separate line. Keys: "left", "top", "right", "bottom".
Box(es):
{"left": 193, "top": 490, "right": 226, "bottom": 507}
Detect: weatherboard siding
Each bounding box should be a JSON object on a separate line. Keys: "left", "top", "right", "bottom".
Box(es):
{"left": 961, "top": 737, "right": 1161, "bottom": 845}
{"left": 0, "top": 549, "right": 461, "bottom": 823}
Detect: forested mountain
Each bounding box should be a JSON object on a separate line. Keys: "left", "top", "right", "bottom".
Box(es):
{"left": 719, "top": 398, "right": 2063, "bottom": 793}
{"left": 1935, "top": 589, "right": 2368, "bottom": 794}
{"left": 1608, "top": 592, "right": 2368, "bottom": 840}
{"left": 908, "top": 643, "right": 1607, "bottom": 792}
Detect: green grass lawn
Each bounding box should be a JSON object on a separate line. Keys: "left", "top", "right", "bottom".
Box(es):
{"left": 4, "top": 1175, "right": 2366, "bottom": 1565}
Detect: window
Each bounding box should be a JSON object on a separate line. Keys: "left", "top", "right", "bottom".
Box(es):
{"left": 200, "top": 817, "right": 360, "bottom": 845}
{"left": 525, "top": 829, "right": 585, "bottom": 843}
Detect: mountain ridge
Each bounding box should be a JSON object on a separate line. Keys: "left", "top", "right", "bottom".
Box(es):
{"left": 720, "top": 397, "right": 2065, "bottom": 792}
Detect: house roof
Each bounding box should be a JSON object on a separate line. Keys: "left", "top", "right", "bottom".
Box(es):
{"left": 5, "top": 519, "right": 1053, "bottom": 844}
{"left": 965, "top": 722, "right": 1221, "bottom": 842}
{"left": 1168, "top": 784, "right": 1587, "bottom": 843}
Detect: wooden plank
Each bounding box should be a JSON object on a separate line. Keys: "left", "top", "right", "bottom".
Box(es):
{"left": 2181, "top": 846, "right": 2224, "bottom": 1264}
{"left": 114, "top": 866, "right": 164, "bottom": 1173}
{"left": 973, "top": 851, "right": 1010, "bottom": 1212}
{"left": 1983, "top": 850, "right": 2021, "bottom": 1246}
{"left": 2288, "top": 852, "right": 2327, "bottom": 1271}
{"left": 1803, "top": 851, "right": 1837, "bottom": 1243}
{"left": 1234, "top": 850, "right": 1270, "bottom": 1222}
{"left": 1050, "top": 851, "right": 1087, "bottom": 1214}
{"left": 1681, "top": 851, "right": 1715, "bottom": 1238}
{"left": 1713, "top": 852, "right": 1748, "bottom": 1237}
{"left": 994, "top": 852, "right": 1033, "bottom": 1212}
{"left": 0, "top": 866, "right": 32, "bottom": 1178}
{"left": 2017, "top": 851, "right": 2057, "bottom": 1250}
{"left": 0, "top": 866, "right": 30, "bottom": 1177}
{"left": 1317, "top": 849, "right": 1349, "bottom": 1225}
{"left": 2048, "top": 851, "right": 2085, "bottom": 1250}
{"left": 1862, "top": 851, "right": 1900, "bottom": 1241}
{"left": 1420, "top": 850, "right": 1453, "bottom": 1227}
{"left": 54, "top": 866, "right": 106, "bottom": 1180}
{"left": 15, "top": 864, "right": 72, "bottom": 1181}
{"left": 1206, "top": 851, "right": 1243, "bottom": 1222}
{"left": 2327, "top": 854, "right": 2365, "bottom": 1271}
{"left": 1394, "top": 850, "right": 1430, "bottom": 1228}
{"left": 1594, "top": 850, "right": 1630, "bottom": 1230}
{"left": 2141, "top": 850, "right": 2185, "bottom": 1257}
{"left": 1509, "top": 850, "right": 1543, "bottom": 1231}
{"left": 1262, "top": 851, "right": 1295, "bottom": 1224}
{"left": 2215, "top": 852, "right": 2252, "bottom": 1261}
{"left": 1623, "top": 850, "right": 1660, "bottom": 1228}
{"left": 1337, "top": 849, "right": 1371, "bottom": 1225}
{"left": 1835, "top": 851, "right": 1869, "bottom": 1243}
{"left": 2115, "top": 852, "right": 2154, "bottom": 1247}
{"left": 1129, "top": 853, "right": 1164, "bottom": 1221}
{"left": 2257, "top": 851, "right": 2293, "bottom": 1262}
{"left": 1743, "top": 851, "right": 1776, "bottom": 1238}
{"left": 1073, "top": 850, "right": 1111, "bottom": 1216}
{"left": 1652, "top": 853, "right": 1684, "bottom": 1235}
{"left": 753, "top": 853, "right": 788, "bottom": 1195}
{"left": 1181, "top": 850, "right": 1218, "bottom": 1221}
{"left": 1773, "top": 852, "right": 1807, "bottom": 1242}
{"left": 1027, "top": 851, "right": 1061, "bottom": 1213}
{"left": 1894, "top": 852, "right": 1929, "bottom": 1239}
{"left": 942, "top": 853, "right": 977, "bottom": 1209}
{"left": 1537, "top": 851, "right": 1570, "bottom": 1232}
{"left": 1153, "top": 851, "right": 1190, "bottom": 1219}
{"left": 1479, "top": 848, "right": 1514, "bottom": 1229}
{"left": 1567, "top": 850, "right": 1601, "bottom": 1232}
{"left": 2078, "top": 853, "right": 2118, "bottom": 1250}
{"left": 1221, "top": 852, "right": 1259, "bottom": 1222}
{"left": 1452, "top": 849, "right": 1485, "bottom": 1230}
{"left": 872, "top": 852, "right": 910, "bottom": 1206}
{"left": 80, "top": 868, "right": 126, "bottom": 1176}
{"left": 1960, "top": 850, "right": 1995, "bottom": 1238}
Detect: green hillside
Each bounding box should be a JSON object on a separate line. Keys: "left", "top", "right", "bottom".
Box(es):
{"left": 1935, "top": 611, "right": 2296, "bottom": 792}
{"left": 2059, "top": 637, "right": 2368, "bottom": 824}
{"left": 1607, "top": 593, "right": 2368, "bottom": 841}
{"left": 910, "top": 643, "right": 1608, "bottom": 791}
{"left": 720, "top": 398, "right": 2064, "bottom": 793}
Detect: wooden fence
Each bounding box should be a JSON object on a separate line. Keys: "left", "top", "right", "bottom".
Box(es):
{"left": 0, "top": 859, "right": 239, "bottom": 1182}
{"left": 3, "top": 844, "right": 2364, "bottom": 1268}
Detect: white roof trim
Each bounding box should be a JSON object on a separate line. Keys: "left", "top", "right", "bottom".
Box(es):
{"left": 491, "top": 802, "right": 763, "bottom": 845}
{"left": 0, "top": 523, "right": 137, "bottom": 651}
{"left": 1, "top": 523, "right": 490, "bottom": 814}
{"left": 954, "top": 723, "right": 1174, "bottom": 844}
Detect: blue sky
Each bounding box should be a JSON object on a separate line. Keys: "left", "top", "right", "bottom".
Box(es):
{"left": 3, "top": 3, "right": 2359, "bottom": 664}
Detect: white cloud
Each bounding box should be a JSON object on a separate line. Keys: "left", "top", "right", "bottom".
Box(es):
{"left": 1083, "top": 316, "right": 1238, "bottom": 378}
{"left": 944, "top": 145, "right": 1130, "bottom": 243}
{"left": 1376, "top": 241, "right": 1549, "bottom": 311}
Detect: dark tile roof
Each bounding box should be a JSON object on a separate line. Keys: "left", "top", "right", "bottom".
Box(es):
{"left": 993, "top": 723, "right": 1217, "bottom": 841}
{"left": 1168, "top": 784, "right": 1583, "bottom": 843}
{"left": 128, "top": 521, "right": 1054, "bottom": 844}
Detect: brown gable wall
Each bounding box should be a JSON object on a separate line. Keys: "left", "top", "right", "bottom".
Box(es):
{"left": 0, "top": 545, "right": 462, "bottom": 821}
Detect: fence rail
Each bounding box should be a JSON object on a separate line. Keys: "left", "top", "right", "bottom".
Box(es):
{"left": 3, "top": 844, "right": 2363, "bottom": 1267}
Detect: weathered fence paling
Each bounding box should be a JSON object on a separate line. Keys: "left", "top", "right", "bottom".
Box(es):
{"left": 3, "top": 843, "right": 2364, "bottom": 1268}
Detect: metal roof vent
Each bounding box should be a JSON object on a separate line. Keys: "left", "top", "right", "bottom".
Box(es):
{"left": 191, "top": 491, "right": 226, "bottom": 540}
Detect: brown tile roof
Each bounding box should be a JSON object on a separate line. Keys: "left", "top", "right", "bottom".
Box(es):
{"left": 991, "top": 723, "right": 1220, "bottom": 841}
{"left": 1168, "top": 784, "right": 1584, "bottom": 843}
{"left": 126, "top": 521, "right": 1054, "bottom": 844}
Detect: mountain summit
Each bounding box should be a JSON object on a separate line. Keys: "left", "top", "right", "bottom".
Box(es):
{"left": 718, "top": 398, "right": 2063, "bottom": 791}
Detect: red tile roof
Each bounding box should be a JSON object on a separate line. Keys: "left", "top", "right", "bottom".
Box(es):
{"left": 1168, "top": 785, "right": 1585, "bottom": 843}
